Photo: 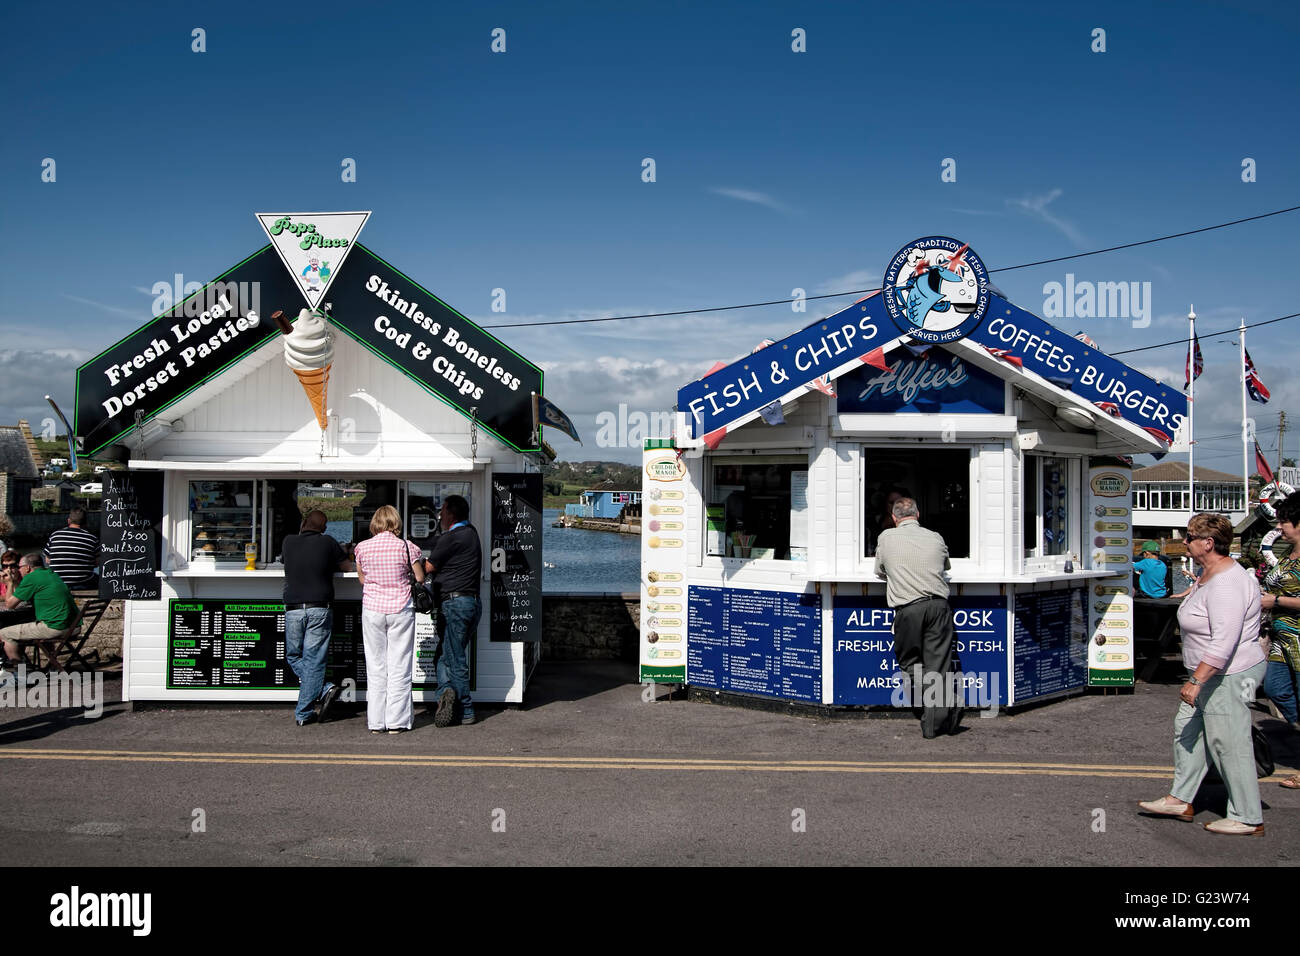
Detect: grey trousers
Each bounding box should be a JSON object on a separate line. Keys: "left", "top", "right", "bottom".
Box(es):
{"left": 892, "top": 596, "right": 963, "bottom": 738}
{"left": 1170, "top": 661, "right": 1266, "bottom": 826}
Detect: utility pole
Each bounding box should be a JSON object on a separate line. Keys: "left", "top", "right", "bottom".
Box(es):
{"left": 1280, "top": 410, "right": 1288, "bottom": 472}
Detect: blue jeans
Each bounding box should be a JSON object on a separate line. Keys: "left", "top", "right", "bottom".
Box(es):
{"left": 1264, "top": 658, "right": 1299, "bottom": 724}
{"left": 285, "top": 606, "right": 334, "bottom": 723}
{"left": 437, "top": 595, "right": 479, "bottom": 720}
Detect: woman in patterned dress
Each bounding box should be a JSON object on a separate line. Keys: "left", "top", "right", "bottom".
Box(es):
{"left": 1261, "top": 495, "right": 1300, "bottom": 787}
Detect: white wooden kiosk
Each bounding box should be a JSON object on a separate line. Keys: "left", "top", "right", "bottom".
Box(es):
{"left": 641, "top": 239, "right": 1189, "bottom": 709}
{"left": 76, "top": 213, "right": 545, "bottom": 704}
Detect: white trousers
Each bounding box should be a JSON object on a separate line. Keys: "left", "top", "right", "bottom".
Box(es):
{"left": 361, "top": 607, "right": 415, "bottom": 731}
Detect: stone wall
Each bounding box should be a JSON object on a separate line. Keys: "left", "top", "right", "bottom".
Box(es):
{"left": 542, "top": 592, "right": 640, "bottom": 661}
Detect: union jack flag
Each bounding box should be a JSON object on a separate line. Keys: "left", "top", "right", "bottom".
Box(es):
{"left": 1184, "top": 332, "right": 1203, "bottom": 392}
{"left": 1093, "top": 402, "right": 1122, "bottom": 419}
{"left": 808, "top": 374, "right": 836, "bottom": 398}
{"left": 1244, "top": 348, "right": 1271, "bottom": 404}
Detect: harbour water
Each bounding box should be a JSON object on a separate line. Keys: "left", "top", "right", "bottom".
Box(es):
{"left": 327, "top": 510, "right": 640, "bottom": 593}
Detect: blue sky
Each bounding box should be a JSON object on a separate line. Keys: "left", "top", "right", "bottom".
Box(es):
{"left": 1, "top": 0, "right": 1297, "bottom": 469}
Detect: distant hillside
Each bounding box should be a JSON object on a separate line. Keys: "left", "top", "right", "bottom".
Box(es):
{"left": 541, "top": 460, "right": 641, "bottom": 506}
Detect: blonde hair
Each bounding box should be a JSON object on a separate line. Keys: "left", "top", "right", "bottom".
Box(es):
{"left": 1187, "top": 512, "right": 1233, "bottom": 556}
{"left": 369, "top": 505, "right": 402, "bottom": 536}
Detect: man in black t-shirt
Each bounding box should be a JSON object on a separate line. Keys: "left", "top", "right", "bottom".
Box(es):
{"left": 282, "top": 509, "right": 353, "bottom": 726}
{"left": 424, "top": 495, "right": 482, "bottom": 727}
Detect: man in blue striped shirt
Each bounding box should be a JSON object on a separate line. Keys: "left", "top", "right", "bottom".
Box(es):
{"left": 44, "top": 508, "right": 99, "bottom": 589}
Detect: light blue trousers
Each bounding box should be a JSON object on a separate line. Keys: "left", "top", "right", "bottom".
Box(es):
{"left": 1170, "top": 661, "right": 1266, "bottom": 826}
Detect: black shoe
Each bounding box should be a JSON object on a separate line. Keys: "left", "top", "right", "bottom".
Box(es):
{"left": 316, "top": 683, "right": 342, "bottom": 723}
{"left": 460, "top": 711, "right": 478, "bottom": 726}
{"left": 433, "top": 688, "right": 456, "bottom": 728}
{"left": 296, "top": 713, "right": 318, "bottom": 726}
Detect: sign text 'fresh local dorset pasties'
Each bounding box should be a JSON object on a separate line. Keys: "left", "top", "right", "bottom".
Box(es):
{"left": 76, "top": 244, "right": 542, "bottom": 453}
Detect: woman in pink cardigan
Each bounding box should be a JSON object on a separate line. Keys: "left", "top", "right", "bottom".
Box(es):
{"left": 1138, "top": 513, "right": 1267, "bottom": 836}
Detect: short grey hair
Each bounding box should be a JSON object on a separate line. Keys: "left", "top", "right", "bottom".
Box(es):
{"left": 891, "top": 497, "right": 920, "bottom": 520}
{"left": 21, "top": 552, "right": 45, "bottom": 568}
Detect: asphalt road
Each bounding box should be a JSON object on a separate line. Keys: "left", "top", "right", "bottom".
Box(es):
{"left": 3, "top": 663, "right": 1298, "bottom": 866}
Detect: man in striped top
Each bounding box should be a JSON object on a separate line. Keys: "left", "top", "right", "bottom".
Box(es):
{"left": 44, "top": 508, "right": 99, "bottom": 589}
{"left": 875, "top": 497, "right": 964, "bottom": 738}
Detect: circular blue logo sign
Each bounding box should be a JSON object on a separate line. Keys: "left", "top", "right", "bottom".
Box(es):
{"left": 882, "top": 237, "right": 990, "bottom": 345}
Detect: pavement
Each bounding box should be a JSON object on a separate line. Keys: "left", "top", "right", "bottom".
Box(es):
{"left": 2, "top": 662, "right": 1299, "bottom": 866}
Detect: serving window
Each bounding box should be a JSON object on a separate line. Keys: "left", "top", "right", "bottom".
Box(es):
{"left": 706, "top": 455, "right": 808, "bottom": 561}
{"left": 189, "top": 480, "right": 259, "bottom": 564}
{"left": 862, "top": 448, "right": 971, "bottom": 559}
{"left": 1022, "top": 455, "right": 1080, "bottom": 560}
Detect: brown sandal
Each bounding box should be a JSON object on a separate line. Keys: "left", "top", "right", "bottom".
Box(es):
{"left": 1280, "top": 775, "right": 1300, "bottom": 789}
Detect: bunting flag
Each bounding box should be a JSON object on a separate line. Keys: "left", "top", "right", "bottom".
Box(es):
{"left": 808, "top": 374, "right": 835, "bottom": 398}
{"left": 536, "top": 395, "right": 581, "bottom": 443}
{"left": 1256, "top": 440, "right": 1275, "bottom": 485}
{"left": 1093, "top": 401, "right": 1122, "bottom": 419}
{"left": 983, "top": 346, "right": 1023, "bottom": 369}
{"left": 1185, "top": 332, "right": 1203, "bottom": 392}
{"left": 758, "top": 401, "right": 785, "bottom": 426}
{"left": 860, "top": 346, "right": 890, "bottom": 370}
{"left": 1244, "top": 349, "right": 1271, "bottom": 404}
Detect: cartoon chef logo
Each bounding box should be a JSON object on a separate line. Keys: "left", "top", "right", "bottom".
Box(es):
{"left": 882, "top": 237, "right": 990, "bottom": 345}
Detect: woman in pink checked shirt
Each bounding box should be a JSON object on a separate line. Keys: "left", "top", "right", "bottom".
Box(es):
{"left": 353, "top": 505, "right": 426, "bottom": 734}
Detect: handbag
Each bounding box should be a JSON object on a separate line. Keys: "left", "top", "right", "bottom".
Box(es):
{"left": 406, "top": 545, "right": 435, "bottom": 614}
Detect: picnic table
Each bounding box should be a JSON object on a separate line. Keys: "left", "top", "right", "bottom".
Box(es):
{"left": 1134, "top": 596, "right": 1182, "bottom": 681}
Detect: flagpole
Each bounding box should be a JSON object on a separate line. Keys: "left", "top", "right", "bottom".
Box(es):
{"left": 1187, "top": 306, "right": 1195, "bottom": 521}
{"left": 1240, "top": 318, "right": 1249, "bottom": 516}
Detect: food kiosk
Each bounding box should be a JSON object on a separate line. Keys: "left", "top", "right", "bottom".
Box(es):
{"left": 641, "top": 237, "right": 1188, "bottom": 709}
{"left": 77, "top": 212, "right": 545, "bottom": 704}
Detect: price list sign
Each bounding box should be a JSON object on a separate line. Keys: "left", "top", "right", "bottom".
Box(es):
{"left": 168, "top": 600, "right": 442, "bottom": 690}
{"left": 98, "top": 470, "right": 163, "bottom": 600}
{"left": 1012, "top": 589, "right": 1088, "bottom": 703}
{"left": 687, "top": 586, "right": 822, "bottom": 703}
{"left": 490, "top": 473, "right": 542, "bottom": 642}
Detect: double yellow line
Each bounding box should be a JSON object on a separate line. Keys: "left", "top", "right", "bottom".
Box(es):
{"left": 0, "top": 747, "right": 1179, "bottom": 779}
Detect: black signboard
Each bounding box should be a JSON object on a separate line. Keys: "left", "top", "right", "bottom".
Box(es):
{"left": 490, "top": 472, "right": 542, "bottom": 642}
{"left": 166, "top": 599, "right": 444, "bottom": 690}
{"left": 1012, "top": 589, "right": 1088, "bottom": 702}
{"left": 325, "top": 245, "right": 542, "bottom": 451}
{"left": 75, "top": 246, "right": 303, "bottom": 455}
{"left": 98, "top": 471, "right": 164, "bottom": 600}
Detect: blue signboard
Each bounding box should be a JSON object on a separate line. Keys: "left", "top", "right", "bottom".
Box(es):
{"left": 1012, "top": 589, "right": 1088, "bottom": 702}
{"left": 968, "top": 296, "right": 1186, "bottom": 442}
{"left": 676, "top": 286, "right": 1187, "bottom": 444}
{"left": 678, "top": 296, "right": 889, "bottom": 439}
{"left": 687, "top": 586, "right": 822, "bottom": 702}
{"left": 831, "top": 594, "right": 1008, "bottom": 707}
{"left": 837, "top": 348, "right": 1004, "bottom": 414}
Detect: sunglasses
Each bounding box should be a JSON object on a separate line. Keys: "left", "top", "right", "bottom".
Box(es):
{"left": 2, "top": 563, "right": 17, "bottom": 568}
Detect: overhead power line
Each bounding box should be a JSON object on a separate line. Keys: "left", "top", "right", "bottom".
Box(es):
{"left": 482, "top": 204, "right": 1300, "bottom": 330}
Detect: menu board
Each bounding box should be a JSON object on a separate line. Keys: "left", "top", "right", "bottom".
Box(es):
{"left": 489, "top": 472, "right": 542, "bottom": 642}
{"left": 640, "top": 442, "right": 688, "bottom": 682}
{"left": 687, "top": 586, "right": 822, "bottom": 702}
{"left": 1086, "top": 458, "right": 1135, "bottom": 685}
{"left": 831, "top": 594, "right": 1008, "bottom": 707}
{"left": 167, "top": 599, "right": 441, "bottom": 690}
{"left": 1012, "top": 589, "right": 1088, "bottom": 702}
{"left": 98, "top": 470, "right": 164, "bottom": 600}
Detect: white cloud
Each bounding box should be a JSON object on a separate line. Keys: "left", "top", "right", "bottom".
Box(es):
{"left": 813, "top": 269, "right": 878, "bottom": 297}
{"left": 1007, "top": 189, "right": 1088, "bottom": 247}
{"left": 709, "top": 187, "right": 796, "bottom": 216}
{"left": 0, "top": 348, "right": 91, "bottom": 432}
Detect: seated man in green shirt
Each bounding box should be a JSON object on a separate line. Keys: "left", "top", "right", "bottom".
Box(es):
{"left": 2, "top": 552, "right": 80, "bottom": 674}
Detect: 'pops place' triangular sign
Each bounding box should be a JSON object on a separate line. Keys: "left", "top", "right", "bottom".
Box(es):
{"left": 255, "top": 211, "right": 370, "bottom": 309}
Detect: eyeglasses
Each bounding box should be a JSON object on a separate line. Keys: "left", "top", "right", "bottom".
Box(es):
{"left": 1, "top": 563, "right": 17, "bottom": 568}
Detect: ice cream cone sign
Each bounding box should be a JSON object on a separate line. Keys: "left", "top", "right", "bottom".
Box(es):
{"left": 275, "top": 308, "right": 334, "bottom": 429}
